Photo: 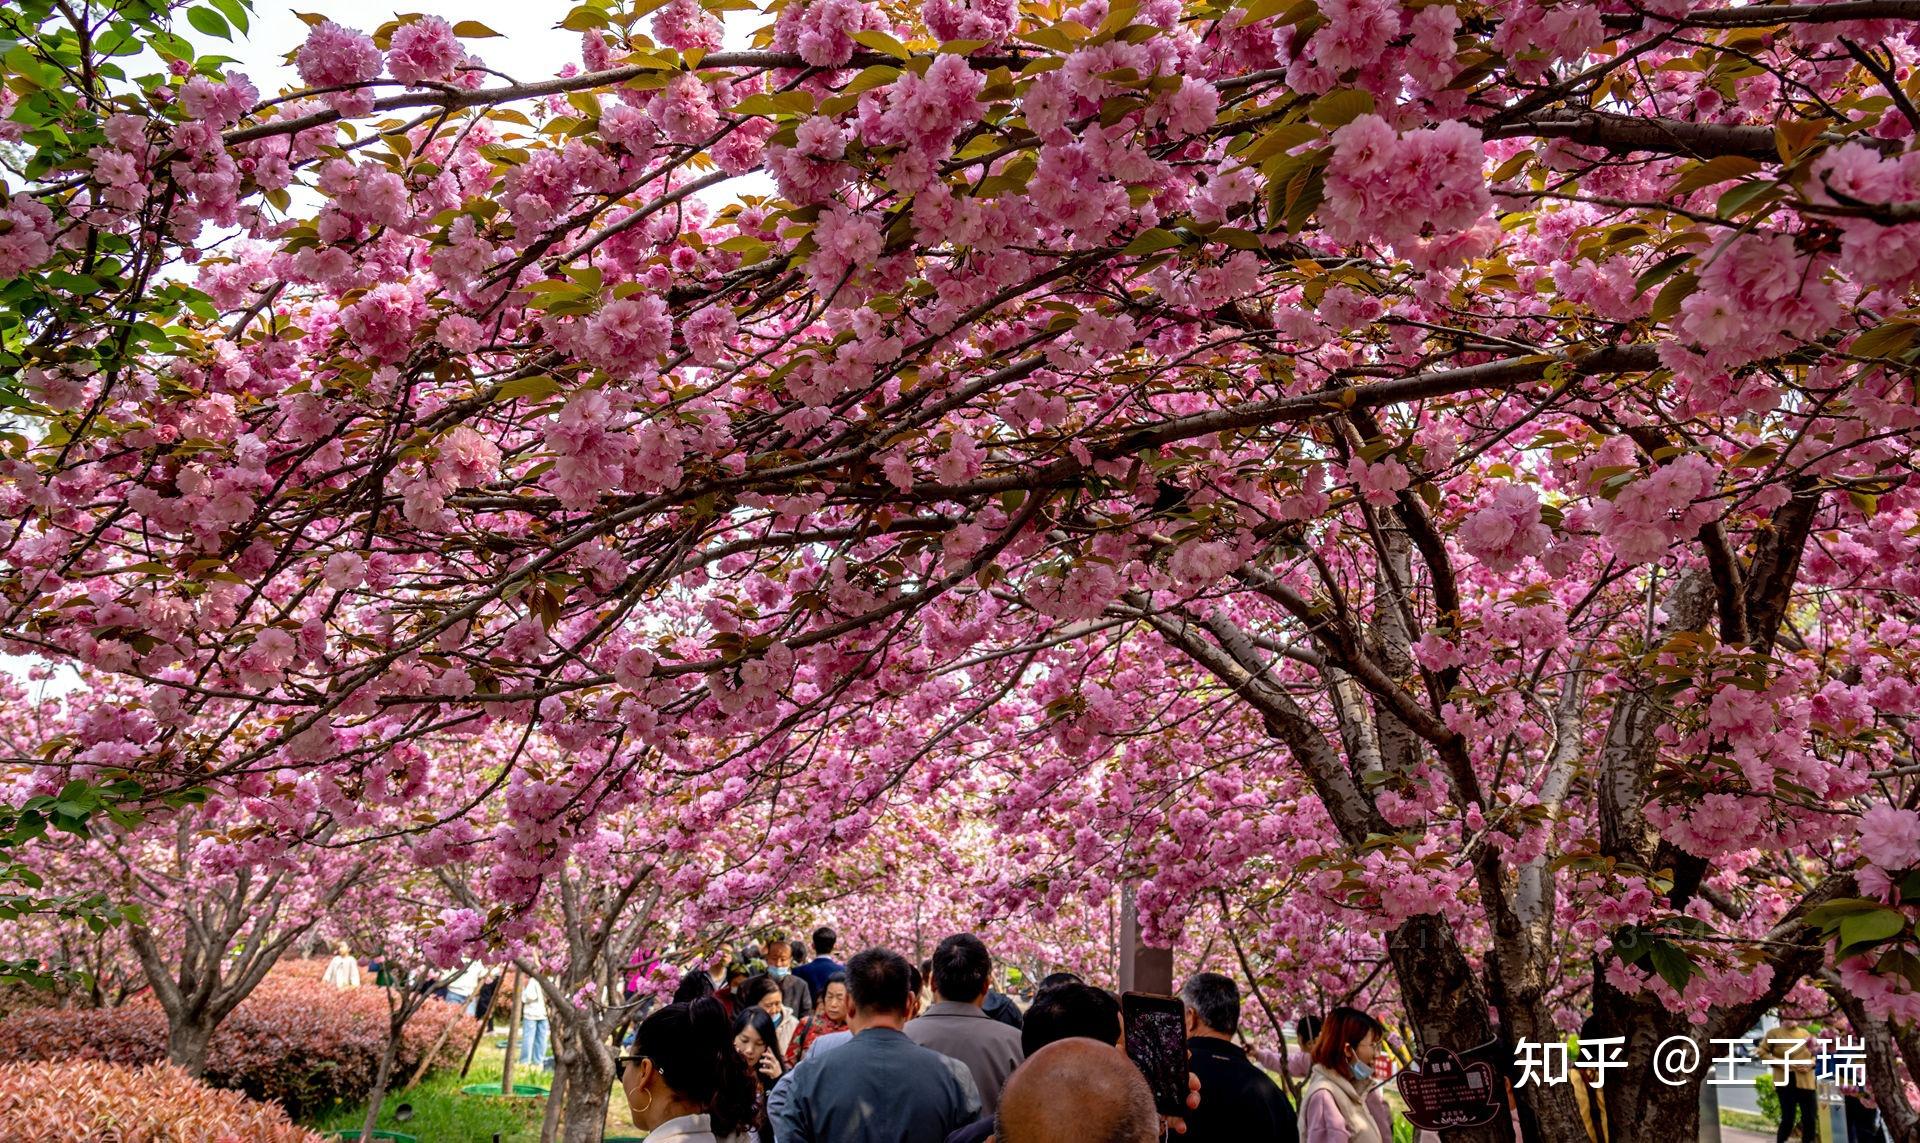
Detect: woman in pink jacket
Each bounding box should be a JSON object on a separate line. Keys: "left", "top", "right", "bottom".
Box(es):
{"left": 1298, "top": 1006, "right": 1395, "bottom": 1143}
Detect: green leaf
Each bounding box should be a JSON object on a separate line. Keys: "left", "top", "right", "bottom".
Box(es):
{"left": 845, "top": 64, "right": 901, "bottom": 95}
{"left": 850, "top": 29, "right": 909, "bottom": 59}
{"left": 1715, "top": 181, "right": 1776, "bottom": 219}
{"left": 186, "top": 6, "right": 232, "bottom": 40}
{"left": 1308, "top": 88, "right": 1374, "bottom": 128}
{"left": 209, "top": 0, "right": 249, "bottom": 35}
{"left": 1669, "top": 155, "right": 1762, "bottom": 197}
{"left": 1805, "top": 897, "right": 1894, "bottom": 929}
{"left": 453, "top": 20, "right": 503, "bottom": 37}
{"left": 1634, "top": 251, "right": 1694, "bottom": 294}
{"left": 1839, "top": 908, "right": 1907, "bottom": 952}
{"left": 1238, "top": 122, "right": 1322, "bottom": 164}
{"left": 493, "top": 376, "right": 562, "bottom": 403}
{"left": 1647, "top": 941, "right": 1695, "bottom": 991}
{"left": 1648, "top": 271, "right": 1698, "bottom": 322}
{"left": 1852, "top": 320, "right": 1920, "bottom": 359}
{"left": 1121, "top": 227, "right": 1183, "bottom": 255}
{"left": 1283, "top": 167, "right": 1326, "bottom": 234}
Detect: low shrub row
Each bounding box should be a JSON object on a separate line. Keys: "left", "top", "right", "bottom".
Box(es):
{"left": 0, "top": 1059, "right": 326, "bottom": 1141}
{"left": 0, "top": 971, "right": 474, "bottom": 1119}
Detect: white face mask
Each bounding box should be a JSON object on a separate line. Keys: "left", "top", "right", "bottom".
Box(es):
{"left": 1349, "top": 1058, "right": 1373, "bottom": 1083}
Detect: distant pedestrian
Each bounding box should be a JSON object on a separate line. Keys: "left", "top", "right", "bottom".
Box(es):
{"left": 741, "top": 973, "right": 798, "bottom": 1056}
{"left": 519, "top": 976, "right": 551, "bottom": 1070}
{"left": 787, "top": 973, "right": 851, "bottom": 1066}
{"left": 904, "top": 934, "right": 1025, "bottom": 1116}
{"left": 794, "top": 927, "right": 845, "bottom": 1000}
{"left": 446, "top": 959, "right": 485, "bottom": 1012}
{"left": 323, "top": 942, "right": 360, "bottom": 990}
{"left": 1761, "top": 1021, "right": 1818, "bottom": 1143}
{"left": 764, "top": 934, "right": 815, "bottom": 1019}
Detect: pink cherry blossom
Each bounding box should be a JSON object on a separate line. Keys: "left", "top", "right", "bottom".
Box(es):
{"left": 386, "top": 16, "right": 465, "bottom": 87}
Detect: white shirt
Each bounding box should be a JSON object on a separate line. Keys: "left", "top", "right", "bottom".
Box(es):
{"left": 322, "top": 955, "right": 360, "bottom": 990}
{"left": 646, "top": 1113, "right": 748, "bottom": 1142}
{"left": 521, "top": 977, "right": 549, "bottom": 1021}
{"left": 449, "top": 961, "right": 486, "bottom": 995}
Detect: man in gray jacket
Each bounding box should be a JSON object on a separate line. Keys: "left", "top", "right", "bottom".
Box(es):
{"left": 905, "top": 934, "right": 1026, "bottom": 1116}
{"left": 773, "top": 949, "right": 981, "bottom": 1143}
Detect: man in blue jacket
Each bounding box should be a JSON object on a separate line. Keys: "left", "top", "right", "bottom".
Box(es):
{"left": 774, "top": 948, "right": 982, "bottom": 1143}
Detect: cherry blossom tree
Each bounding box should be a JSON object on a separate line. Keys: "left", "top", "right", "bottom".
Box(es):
{"left": 10, "top": 0, "right": 1920, "bottom": 1139}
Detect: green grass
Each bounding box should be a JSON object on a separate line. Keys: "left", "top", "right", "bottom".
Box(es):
{"left": 304, "top": 1038, "right": 550, "bottom": 1143}
{"left": 1721, "top": 1107, "right": 1776, "bottom": 1133}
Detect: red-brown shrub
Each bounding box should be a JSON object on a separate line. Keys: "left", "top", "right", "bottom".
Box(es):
{"left": 0, "top": 1059, "right": 327, "bottom": 1141}
{"left": 0, "top": 971, "right": 474, "bottom": 1119}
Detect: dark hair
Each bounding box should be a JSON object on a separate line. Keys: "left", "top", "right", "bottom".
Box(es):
{"left": 812, "top": 926, "right": 838, "bottom": 955}
{"left": 822, "top": 971, "right": 849, "bottom": 995}
{"left": 1022, "top": 981, "right": 1121, "bottom": 1057}
{"left": 1578, "top": 1014, "right": 1609, "bottom": 1043}
{"left": 1311, "top": 1006, "right": 1387, "bottom": 1072}
{"left": 634, "top": 997, "right": 757, "bottom": 1136}
{"left": 931, "top": 933, "right": 992, "bottom": 1002}
{"left": 733, "top": 1005, "right": 780, "bottom": 1056}
{"left": 1297, "top": 1015, "right": 1322, "bottom": 1049}
{"left": 739, "top": 973, "right": 782, "bottom": 1009}
{"left": 908, "top": 962, "right": 923, "bottom": 997}
{"left": 1178, "top": 972, "right": 1240, "bottom": 1037}
{"left": 790, "top": 940, "right": 808, "bottom": 963}
{"left": 1037, "top": 971, "right": 1083, "bottom": 991}
{"left": 673, "top": 970, "right": 716, "bottom": 1005}
{"left": 846, "top": 948, "right": 913, "bottom": 1016}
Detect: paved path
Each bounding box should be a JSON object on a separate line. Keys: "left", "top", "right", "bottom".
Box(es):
{"left": 1719, "top": 1128, "right": 1771, "bottom": 1143}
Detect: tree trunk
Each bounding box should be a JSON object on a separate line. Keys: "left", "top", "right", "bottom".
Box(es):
{"left": 560, "top": 1049, "right": 615, "bottom": 1143}
{"left": 1828, "top": 977, "right": 1920, "bottom": 1143}
{"left": 359, "top": 1029, "right": 400, "bottom": 1140}
{"left": 502, "top": 969, "right": 521, "bottom": 1094}
{"left": 539, "top": 1055, "right": 568, "bottom": 1143}
{"left": 404, "top": 1015, "right": 457, "bottom": 1092}
{"left": 1588, "top": 978, "right": 1712, "bottom": 1143}
{"left": 166, "top": 1016, "right": 214, "bottom": 1076}
{"left": 1385, "top": 915, "right": 1516, "bottom": 1143}
{"left": 1610, "top": 1067, "right": 1704, "bottom": 1143}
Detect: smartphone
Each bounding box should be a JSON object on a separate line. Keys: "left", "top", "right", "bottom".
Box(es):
{"left": 1121, "top": 991, "right": 1189, "bottom": 1117}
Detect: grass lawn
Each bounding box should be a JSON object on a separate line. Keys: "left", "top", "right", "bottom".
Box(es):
{"left": 1721, "top": 1107, "right": 1775, "bottom": 1133}
{"left": 304, "top": 1035, "right": 554, "bottom": 1142}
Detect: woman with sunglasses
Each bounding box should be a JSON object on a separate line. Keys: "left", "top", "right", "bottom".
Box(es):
{"left": 620, "top": 995, "right": 760, "bottom": 1142}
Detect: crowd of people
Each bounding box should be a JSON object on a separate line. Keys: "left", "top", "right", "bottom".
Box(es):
{"left": 614, "top": 925, "right": 1436, "bottom": 1143}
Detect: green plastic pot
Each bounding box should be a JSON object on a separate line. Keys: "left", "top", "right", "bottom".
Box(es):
{"left": 460, "top": 1081, "right": 550, "bottom": 1097}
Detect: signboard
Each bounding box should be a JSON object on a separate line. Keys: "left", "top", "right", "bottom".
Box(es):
{"left": 1393, "top": 1046, "right": 1506, "bottom": 1131}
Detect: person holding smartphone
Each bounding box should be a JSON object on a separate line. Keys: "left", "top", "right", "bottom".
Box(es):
{"left": 732, "top": 1007, "right": 784, "bottom": 1143}
{"left": 1298, "top": 1006, "right": 1393, "bottom": 1143}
